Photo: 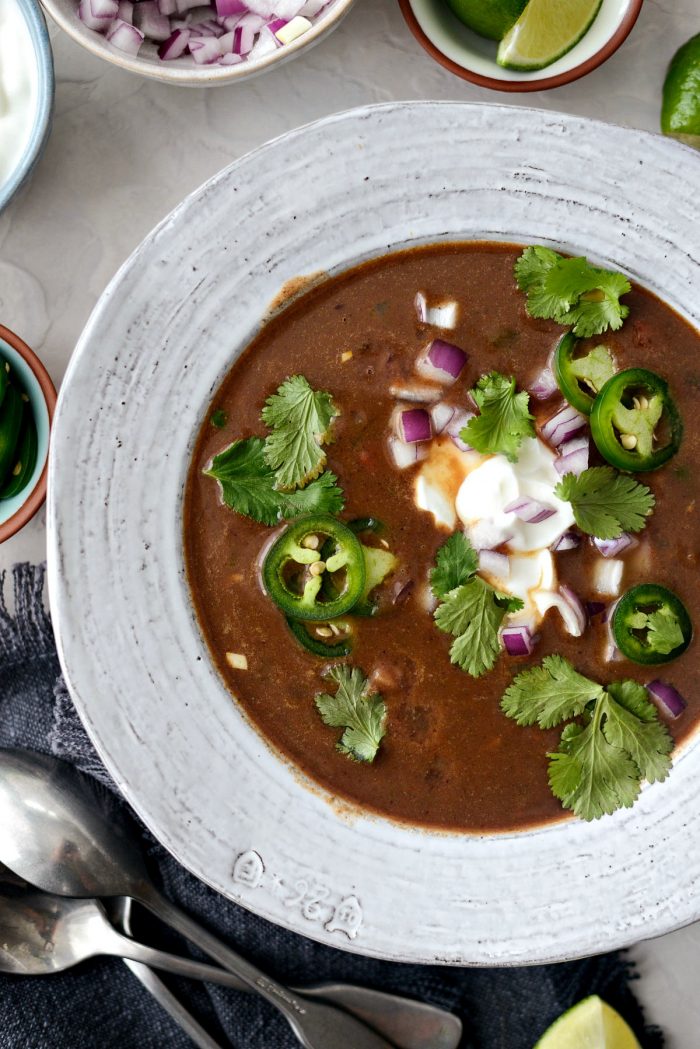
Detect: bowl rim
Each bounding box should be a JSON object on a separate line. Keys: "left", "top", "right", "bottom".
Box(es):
{"left": 39, "top": 0, "right": 355, "bottom": 85}
{"left": 0, "top": 324, "right": 57, "bottom": 543}
{"left": 0, "top": 0, "right": 55, "bottom": 213}
{"left": 396, "top": 0, "right": 644, "bottom": 92}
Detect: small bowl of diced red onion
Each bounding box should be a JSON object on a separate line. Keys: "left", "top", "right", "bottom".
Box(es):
{"left": 39, "top": 0, "right": 354, "bottom": 85}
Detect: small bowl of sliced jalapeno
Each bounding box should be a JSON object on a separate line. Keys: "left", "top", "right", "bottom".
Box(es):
{"left": 0, "top": 323, "right": 57, "bottom": 542}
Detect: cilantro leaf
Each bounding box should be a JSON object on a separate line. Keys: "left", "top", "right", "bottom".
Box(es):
{"left": 501, "top": 654, "right": 604, "bottom": 729}
{"left": 461, "top": 372, "right": 535, "bottom": 463}
{"left": 430, "top": 532, "right": 478, "bottom": 600}
{"left": 315, "top": 665, "right": 387, "bottom": 763}
{"left": 514, "top": 247, "right": 632, "bottom": 337}
{"left": 502, "top": 658, "right": 675, "bottom": 820}
{"left": 634, "top": 607, "right": 686, "bottom": 656}
{"left": 435, "top": 577, "right": 523, "bottom": 678}
{"left": 548, "top": 711, "right": 641, "bottom": 821}
{"left": 569, "top": 345, "right": 616, "bottom": 394}
{"left": 262, "top": 375, "right": 338, "bottom": 490}
{"left": 554, "top": 466, "right": 655, "bottom": 539}
{"left": 206, "top": 437, "right": 343, "bottom": 526}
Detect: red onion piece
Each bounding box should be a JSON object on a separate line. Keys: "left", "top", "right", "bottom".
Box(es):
{"left": 541, "top": 404, "right": 588, "bottom": 448}
{"left": 106, "top": 18, "right": 144, "bottom": 52}
{"left": 78, "top": 0, "right": 117, "bottom": 30}
{"left": 387, "top": 436, "right": 428, "bottom": 470}
{"left": 502, "top": 626, "right": 537, "bottom": 657}
{"left": 190, "top": 34, "right": 221, "bottom": 61}
{"left": 414, "top": 292, "right": 459, "bottom": 330}
{"left": 159, "top": 26, "right": 190, "bottom": 56}
{"left": 559, "top": 584, "right": 588, "bottom": 636}
{"left": 529, "top": 365, "right": 559, "bottom": 401}
{"left": 504, "top": 496, "right": 557, "bottom": 525}
{"left": 554, "top": 435, "right": 589, "bottom": 478}
{"left": 646, "top": 680, "right": 687, "bottom": 719}
{"left": 398, "top": 408, "right": 432, "bottom": 444}
{"left": 117, "top": 0, "right": 133, "bottom": 22}
{"left": 447, "top": 408, "right": 474, "bottom": 452}
{"left": 416, "top": 339, "right": 468, "bottom": 384}
{"left": 134, "top": 1, "right": 171, "bottom": 39}
{"left": 156, "top": 0, "right": 176, "bottom": 14}
{"left": 586, "top": 601, "right": 607, "bottom": 618}
{"left": 214, "top": 0, "right": 245, "bottom": 14}
{"left": 478, "top": 550, "right": 509, "bottom": 577}
{"left": 551, "top": 530, "right": 581, "bottom": 552}
{"left": 219, "top": 51, "right": 243, "bottom": 63}
{"left": 430, "top": 402, "right": 455, "bottom": 435}
{"left": 593, "top": 534, "right": 638, "bottom": 558}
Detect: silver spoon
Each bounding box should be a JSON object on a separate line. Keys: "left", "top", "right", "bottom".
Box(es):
{"left": 113, "top": 898, "right": 462, "bottom": 1049}
{"left": 0, "top": 750, "right": 459, "bottom": 1048}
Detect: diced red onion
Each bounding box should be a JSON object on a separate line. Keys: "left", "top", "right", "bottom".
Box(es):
{"left": 157, "top": 0, "right": 177, "bottom": 15}
{"left": 447, "top": 408, "right": 474, "bottom": 452}
{"left": 586, "top": 601, "right": 607, "bottom": 619}
{"left": 267, "top": 16, "right": 287, "bottom": 34}
{"left": 646, "top": 680, "right": 687, "bottom": 719}
{"left": 389, "top": 382, "right": 442, "bottom": 403}
{"left": 106, "top": 18, "right": 144, "bottom": 52}
{"left": 219, "top": 50, "right": 242, "bottom": 63}
{"left": 198, "top": 17, "right": 225, "bottom": 34}
{"left": 397, "top": 408, "right": 432, "bottom": 444}
{"left": 214, "top": 0, "right": 246, "bottom": 15}
{"left": 504, "top": 496, "right": 557, "bottom": 525}
{"left": 387, "top": 436, "right": 428, "bottom": 471}
{"left": 478, "top": 550, "right": 509, "bottom": 578}
{"left": 78, "top": 0, "right": 118, "bottom": 30}
{"left": 159, "top": 26, "right": 190, "bottom": 56}
{"left": 593, "top": 534, "right": 638, "bottom": 558}
{"left": 117, "top": 0, "right": 133, "bottom": 22}
{"left": 502, "top": 625, "right": 537, "bottom": 657}
{"left": 554, "top": 435, "right": 589, "bottom": 478}
{"left": 593, "top": 558, "right": 623, "bottom": 596}
{"left": 134, "top": 1, "right": 171, "bottom": 39}
{"left": 190, "top": 34, "right": 221, "bottom": 60}
{"left": 551, "top": 530, "right": 580, "bottom": 552}
{"left": 414, "top": 292, "right": 459, "bottom": 330}
{"left": 430, "top": 402, "right": 455, "bottom": 435}
{"left": 541, "top": 404, "right": 588, "bottom": 448}
{"left": 559, "top": 584, "right": 587, "bottom": 636}
{"left": 605, "top": 639, "right": 624, "bottom": 662}
{"left": 416, "top": 339, "right": 468, "bottom": 384}
{"left": 248, "top": 28, "right": 277, "bottom": 55}
{"left": 529, "top": 365, "right": 559, "bottom": 401}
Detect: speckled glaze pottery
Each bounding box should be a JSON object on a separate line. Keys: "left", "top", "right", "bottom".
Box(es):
{"left": 48, "top": 103, "right": 700, "bottom": 965}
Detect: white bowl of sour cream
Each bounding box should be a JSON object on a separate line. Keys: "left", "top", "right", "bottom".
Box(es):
{"left": 0, "top": 0, "right": 54, "bottom": 213}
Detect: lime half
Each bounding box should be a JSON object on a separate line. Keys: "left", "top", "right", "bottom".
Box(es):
{"left": 446, "top": 0, "right": 527, "bottom": 41}
{"left": 662, "top": 33, "right": 700, "bottom": 149}
{"left": 497, "top": 0, "right": 603, "bottom": 71}
{"left": 535, "top": 996, "right": 642, "bottom": 1049}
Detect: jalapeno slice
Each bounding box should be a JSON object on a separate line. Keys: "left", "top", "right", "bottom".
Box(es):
{"left": 552, "top": 333, "right": 616, "bottom": 416}
{"left": 286, "top": 617, "right": 353, "bottom": 658}
{"left": 590, "top": 368, "right": 683, "bottom": 472}
{"left": 612, "top": 584, "right": 692, "bottom": 665}
{"left": 262, "top": 514, "right": 365, "bottom": 621}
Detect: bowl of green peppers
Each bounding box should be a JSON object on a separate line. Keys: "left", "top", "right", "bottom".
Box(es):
{"left": 0, "top": 324, "right": 56, "bottom": 542}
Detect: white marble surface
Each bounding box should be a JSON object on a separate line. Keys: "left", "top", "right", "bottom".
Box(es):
{"left": 1, "top": 0, "right": 699, "bottom": 1039}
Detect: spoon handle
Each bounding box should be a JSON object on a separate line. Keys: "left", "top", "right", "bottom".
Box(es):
{"left": 122, "top": 958, "right": 224, "bottom": 1049}
{"left": 135, "top": 888, "right": 394, "bottom": 1049}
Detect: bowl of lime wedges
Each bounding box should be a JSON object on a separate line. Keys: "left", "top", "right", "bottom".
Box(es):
{"left": 397, "top": 0, "right": 643, "bottom": 91}
{"left": 0, "top": 324, "right": 56, "bottom": 543}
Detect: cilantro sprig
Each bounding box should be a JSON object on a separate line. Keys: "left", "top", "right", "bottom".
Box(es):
{"left": 515, "top": 246, "right": 632, "bottom": 338}
{"left": 206, "top": 376, "right": 343, "bottom": 524}
{"left": 461, "top": 372, "right": 535, "bottom": 463}
{"left": 431, "top": 533, "right": 523, "bottom": 678}
{"left": 554, "top": 466, "right": 655, "bottom": 540}
{"left": 502, "top": 656, "right": 673, "bottom": 821}
{"left": 315, "top": 665, "right": 387, "bottom": 763}
{"left": 262, "top": 375, "right": 338, "bottom": 490}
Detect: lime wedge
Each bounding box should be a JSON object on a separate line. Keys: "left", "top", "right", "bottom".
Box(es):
{"left": 445, "top": 0, "right": 528, "bottom": 41}
{"left": 535, "top": 996, "right": 642, "bottom": 1049}
{"left": 497, "top": 0, "right": 603, "bottom": 71}
{"left": 662, "top": 33, "right": 700, "bottom": 149}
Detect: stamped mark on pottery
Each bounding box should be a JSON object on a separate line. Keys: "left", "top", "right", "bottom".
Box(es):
{"left": 232, "top": 849, "right": 363, "bottom": 939}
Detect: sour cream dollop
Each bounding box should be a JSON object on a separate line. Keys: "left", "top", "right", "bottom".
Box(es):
{"left": 0, "top": 0, "right": 39, "bottom": 189}
{"left": 415, "top": 435, "right": 580, "bottom": 633}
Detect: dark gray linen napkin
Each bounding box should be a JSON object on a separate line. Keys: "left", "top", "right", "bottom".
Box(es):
{"left": 0, "top": 564, "right": 663, "bottom": 1049}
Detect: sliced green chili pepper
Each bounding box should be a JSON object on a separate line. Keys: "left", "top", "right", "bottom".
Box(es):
{"left": 552, "top": 333, "right": 616, "bottom": 415}
{"left": 612, "top": 584, "right": 692, "bottom": 665}
{"left": 286, "top": 617, "right": 353, "bottom": 658}
{"left": 0, "top": 407, "right": 38, "bottom": 500}
{"left": 590, "top": 368, "right": 683, "bottom": 472}
{"left": 262, "top": 514, "right": 365, "bottom": 621}
{"left": 0, "top": 385, "right": 24, "bottom": 488}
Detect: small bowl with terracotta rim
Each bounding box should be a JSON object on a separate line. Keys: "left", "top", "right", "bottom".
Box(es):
{"left": 397, "top": 0, "right": 643, "bottom": 92}
{"left": 0, "top": 324, "right": 57, "bottom": 543}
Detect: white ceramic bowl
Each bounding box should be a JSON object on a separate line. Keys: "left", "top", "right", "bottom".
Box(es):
{"left": 39, "top": 0, "right": 354, "bottom": 86}
{"left": 398, "top": 0, "right": 643, "bottom": 91}
{"left": 49, "top": 102, "right": 700, "bottom": 966}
